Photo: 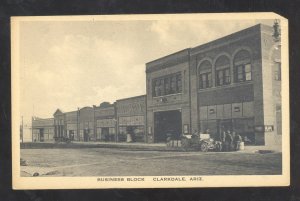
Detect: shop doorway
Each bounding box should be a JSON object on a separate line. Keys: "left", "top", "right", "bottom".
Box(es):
{"left": 102, "top": 127, "right": 109, "bottom": 141}
{"left": 217, "top": 119, "right": 232, "bottom": 140}
{"left": 39, "top": 128, "right": 44, "bottom": 142}
{"left": 69, "top": 130, "right": 74, "bottom": 141}
{"left": 154, "top": 110, "right": 182, "bottom": 143}
{"left": 83, "top": 129, "right": 89, "bottom": 142}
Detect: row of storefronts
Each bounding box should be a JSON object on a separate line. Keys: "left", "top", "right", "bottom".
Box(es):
{"left": 32, "top": 24, "right": 282, "bottom": 146}
{"left": 34, "top": 95, "right": 147, "bottom": 143}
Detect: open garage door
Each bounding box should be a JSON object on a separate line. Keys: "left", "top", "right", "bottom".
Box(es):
{"left": 154, "top": 110, "right": 182, "bottom": 143}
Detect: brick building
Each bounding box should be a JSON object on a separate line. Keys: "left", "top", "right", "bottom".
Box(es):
{"left": 31, "top": 24, "right": 281, "bottom": 147}
{"left": 146, "top": 24, "right": 281, "bottom": 146}
{"left": 146, "top": 25, "right": 281, "bottom": 145}
{"left": 146, "top": 49, "right": 190, "bottom": 143}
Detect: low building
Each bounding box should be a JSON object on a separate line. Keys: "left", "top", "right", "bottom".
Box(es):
{"left": 65, "top": 110, "right": 78, "bottom": 141}
{"left": 94, "top": 104, "right": 117, "bottom": 142}
{"left": 78, "top": 107, "right": 94, "bottom": 141}
{"left": 31, "top": 117, "right": 54, "bottom": 142}
{"left": 116, "top": 95, "right": 146, "bottom": 142}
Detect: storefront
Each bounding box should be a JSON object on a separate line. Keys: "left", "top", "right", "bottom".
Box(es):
{"left": 116, "top": 95, "right": 146, "bottom": 143}
{"left": 94, "top": 105, "right": 116, "bottom": 142}
{"left": 78, "top": 107, "right": 94, "bottom": 141}
{"left": 65, "top": 111, "right": 78, "bottom": 141}
{"left": 32, "top": 117, "right": 54, "bottom": 142}
{"left": 198, "top": 102, "right": 255, "bottom": 144}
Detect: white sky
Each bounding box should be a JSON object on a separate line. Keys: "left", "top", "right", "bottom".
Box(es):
{"left": 19, "top": 17, "right": 274, "bottom": 124}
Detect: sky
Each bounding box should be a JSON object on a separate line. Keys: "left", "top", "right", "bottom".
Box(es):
{"left": 18, "top": 17, "right": 274, "bottom": 124}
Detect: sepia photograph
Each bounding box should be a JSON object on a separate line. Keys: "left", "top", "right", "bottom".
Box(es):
{"left": 11, "top": 13, "right": 289, "bottom": 189}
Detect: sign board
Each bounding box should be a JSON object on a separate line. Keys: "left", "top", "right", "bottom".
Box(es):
{"left": 255, "top": 125, "right": 274, "bottom": 132}
{"left": 119, "top": 116, "right": 144, "bottom": 126}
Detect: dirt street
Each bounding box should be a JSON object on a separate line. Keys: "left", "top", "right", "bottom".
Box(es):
{"left": 20, "top": 148, "right": 282, "bottom": 176}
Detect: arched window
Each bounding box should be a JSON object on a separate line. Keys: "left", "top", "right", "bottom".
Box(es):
{"left": 234, "top": 50, "right": 252, "bottom": 82}
{"left": 215, "top": 55, "right": 231, "bottom": 86}
{"left": 198, "top": 60, "right": 212, "bottom": 89}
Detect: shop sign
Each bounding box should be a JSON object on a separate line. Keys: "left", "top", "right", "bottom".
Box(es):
{"left": 119, "top": 116, "right": 144, "bottom": 126}
{"left": 118, "top": 102, "right": 145, "bottom": 115}
{"left": 96, "top": 108, "right": 115, "bottom": 117}
{"left": 255, "top": 125, "right": 274, "bottom": 132}
{"left": 209, "top": 108, "right": 215, "bottom": 114}
{"left": 97, "top": 119, "right": 115, "bottom": 127}
{"left": 234, "top": 106, "right": 240, "bottom": 112}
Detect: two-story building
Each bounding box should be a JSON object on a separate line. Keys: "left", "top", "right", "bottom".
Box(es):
{"left": 145, "top": 24, "right": 281, "bottom": 146}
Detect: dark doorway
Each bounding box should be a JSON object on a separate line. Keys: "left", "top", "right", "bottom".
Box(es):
{"left": 69, "top": 130, "right": 74, "bottom": 141}
{"left": 217, "top": 119, "right": 232, "bottom": 140}
{"left": 102, "top": 127, "right": 109, "bottom": 141}
{"left": 84, "top": 129, "right": 89, "bottom": 142}
{"left": 39, "top": 128, "right": 44, "bottom": 142}
{"left": 154, "top": 110, "right": 182, "bottom": 143}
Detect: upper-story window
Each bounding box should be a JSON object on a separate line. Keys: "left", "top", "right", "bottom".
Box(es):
{"left": 274, "top": 62, "right": 281, "bottom": 81}
{"left": 152, "top": 73, "right": 182, "bottom": 97}
{"left": 198, "top": 60, "right": 212, "bottom": 89}
{"left": 234, "top": 49, "right": 252, "bottom": 83}
{"left": 215, "top": 55, "right": 231, "bottom": 86}
{"left": 176, "top": 74, "right": 182, "bottom": 92}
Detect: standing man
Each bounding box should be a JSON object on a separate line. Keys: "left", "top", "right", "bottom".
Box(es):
{"left": 220, "top": 126, "right": 226, "bottom": 151}
{"left": 225, "top": 130, "right": 233, "bottom": 151}
{"left": 233, "top": 132, "right": 242, "bottom": 151}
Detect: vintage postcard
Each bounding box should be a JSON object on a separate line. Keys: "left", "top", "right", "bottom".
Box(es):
{"left": 12, "top": 13, "right": 289, "bottom": 189}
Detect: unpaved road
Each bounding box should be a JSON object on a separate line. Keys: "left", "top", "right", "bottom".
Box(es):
{"left": 20, "top": 148, "right": 282, "bottom": 176}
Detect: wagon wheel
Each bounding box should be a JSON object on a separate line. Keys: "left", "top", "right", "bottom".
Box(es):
{"left": 200, "top": 142, "right": 209, "bottom": 152}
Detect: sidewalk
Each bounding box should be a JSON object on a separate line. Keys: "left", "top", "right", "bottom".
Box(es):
{"left": 73, "top": 141, "right": 166, "bottom": 147}
{"left": 21, "top": 141, "right": 281, "bottom": 153}
{"left": 73, "top": 141, "right": 281, "bottom": 153}
{"left": 72, "top": 141, "right": 174, "bottom": 151}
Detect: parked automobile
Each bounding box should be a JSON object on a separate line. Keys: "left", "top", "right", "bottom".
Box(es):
{"left": 54, "top": 136, "right": 71, "bottom": 144}
{"left": 181, "top": 132, "right": 222, "bottom": 152}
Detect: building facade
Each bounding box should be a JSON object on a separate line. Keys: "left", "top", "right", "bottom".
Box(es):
{"left": 94, "top": 105, "right": 117, "bottom": 142}
{"left": 116, "top": 95, "right": 146, "bottom": 142}
{"left": 145, "top": 24, "right": 281, "bottom": 146}
{"left": 146, "top": 49, "right": 191, "bottom": 143}
{"left": 31, "top": 24, "right": 281, "bottom": 147}
{"left": 32, "top": 117, "right": 54, "bottom": 142}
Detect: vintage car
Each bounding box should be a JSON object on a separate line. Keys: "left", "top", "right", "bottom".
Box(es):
{"left": 181, "top": 133, "right": 222, "bottom": 152}
{"left": 54, "top": 136, "right": 72, "bottom": 144}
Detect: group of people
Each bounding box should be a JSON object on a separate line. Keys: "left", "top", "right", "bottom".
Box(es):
{"left": 221, "top": 130, "right": 242, "bottom": 151}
